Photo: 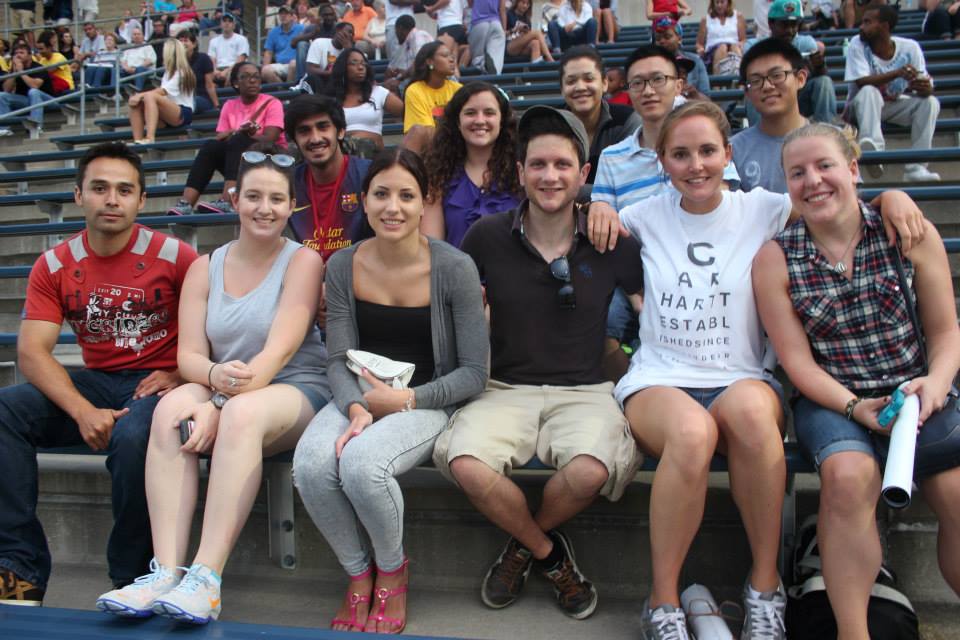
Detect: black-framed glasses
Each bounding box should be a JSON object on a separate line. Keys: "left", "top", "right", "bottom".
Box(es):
{"left": 627, "top": 74, "right": 677, "bottom": 93}
{"left": 744, "top": 68, "right": 798, "bottom": 91}
{"left": 240, "top": 151, "right": 296, "bottom": 168}
{"left": 549, "top": 256, "right": 576, "bottom": 310}
{"left": 237, "top": 72, "right": 261, "bottom": 82}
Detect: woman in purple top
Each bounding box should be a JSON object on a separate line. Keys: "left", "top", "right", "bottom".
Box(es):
{"left": 422, "top": 82, "right": 521, "bottom": 247}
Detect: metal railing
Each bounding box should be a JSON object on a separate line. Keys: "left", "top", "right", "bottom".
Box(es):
{"left": 0, "top": 54, "right": 87, "bottom": 134}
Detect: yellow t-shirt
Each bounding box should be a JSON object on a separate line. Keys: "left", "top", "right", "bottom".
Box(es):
{"left": 402, "top": 79, "right": 462, "bottom": 133}
{"left": 0, "top": 56, "right": 10, "bottom": 73}
{"left": 34, "top": 52, "right": 75, "bottom": 92}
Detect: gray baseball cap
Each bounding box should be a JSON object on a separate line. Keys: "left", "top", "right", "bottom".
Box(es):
{"left": 518, "top": 105, "right": 589, "bottom": 164}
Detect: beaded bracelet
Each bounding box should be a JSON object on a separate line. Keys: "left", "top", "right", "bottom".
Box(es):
{"left": 844, "top": 396, "right": 862, "bottom": 421}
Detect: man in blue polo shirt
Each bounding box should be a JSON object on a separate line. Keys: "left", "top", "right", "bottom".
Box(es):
{"left": 261, "top": 6, "right": 303, "bottom": 83}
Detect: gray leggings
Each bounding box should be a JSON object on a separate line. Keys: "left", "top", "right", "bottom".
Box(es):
{"left": 292, "top": 403, "right": 449, "bottom": 575}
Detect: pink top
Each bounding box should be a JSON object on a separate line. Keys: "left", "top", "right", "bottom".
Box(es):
{"left": 216, "top": 93, "right": 287, "bottom": 147}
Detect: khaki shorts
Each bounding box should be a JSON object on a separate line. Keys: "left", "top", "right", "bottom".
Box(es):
{"left": 12, "top": 9, "right": 35, "bottom": 30}
{"left": 263, "top": 62, "right": 290, "bottom": 79}
{"left": 433, "top": 380, "right": 642, "bottom": 501}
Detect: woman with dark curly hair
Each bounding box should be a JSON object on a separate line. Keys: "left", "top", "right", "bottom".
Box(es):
{"left": 422, "top": 82, "right": 522, "bottom": 248}
{"left": 325, "top": 47, "right": 403, "bottom": 158}
{"left": 402, "top": 40, "right": 460, "bottom": 153}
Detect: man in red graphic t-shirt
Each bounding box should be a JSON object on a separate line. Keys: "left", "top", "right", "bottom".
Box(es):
{"left": 0, "top": 143, "right": 198, "bottom": 606}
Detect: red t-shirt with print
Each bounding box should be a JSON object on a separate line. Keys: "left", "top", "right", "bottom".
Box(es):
{"left": 306, "top": 155, "right": 353, "bottom": 261}
{"left": 22, "top": 224, "right": 198, "bottom": 371}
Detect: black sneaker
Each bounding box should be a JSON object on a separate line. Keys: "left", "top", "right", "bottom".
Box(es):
{"left": 538, "top": 531, "right": 598, "bottom": 620}
{"left": 0, "top": 569, "right": 44, "bottom": 606}
{"left": 481, "top": 537, "right": 533, "bottom": 609}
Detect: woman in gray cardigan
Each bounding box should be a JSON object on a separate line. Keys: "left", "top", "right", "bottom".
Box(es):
{"left": 293, "top": 148, "right": 488, "bottom": 635}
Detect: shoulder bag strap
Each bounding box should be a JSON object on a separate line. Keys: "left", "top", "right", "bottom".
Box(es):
{"left": 889, "top": 242, "right": 929, "bottom": 371}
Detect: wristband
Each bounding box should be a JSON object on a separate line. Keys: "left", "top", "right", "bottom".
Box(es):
{"left": 402, "top": 389, "right": 415, "bottom": 412}
{"left": 844, "top": 396, "right": 862, "bottom": 421}
{"left": 208, "top": 362, "right": 218, "bottom": 389}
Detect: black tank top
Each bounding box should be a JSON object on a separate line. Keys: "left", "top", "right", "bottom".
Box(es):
{"left": 356, "top": 300, "right": 435, "bottom": 387}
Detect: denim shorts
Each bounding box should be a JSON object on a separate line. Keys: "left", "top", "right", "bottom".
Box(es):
{"left": 178, "top": 105, "right": 193, "bottom": 126}
{"left": 285, "top": 381, "right": 330, "bottom": 414}
{"left": 679, "top": 377, "right": 785, "bottom": 412}
{"left": 793, "top": 395, "right": 960, "bottom": 479}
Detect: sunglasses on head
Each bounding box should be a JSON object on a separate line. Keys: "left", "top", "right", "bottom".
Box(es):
{"left": 240, "top": 151, "right": 296, "bottom": 168}
{"left": 549, "top": 256, "right": 576, "bottom": 310}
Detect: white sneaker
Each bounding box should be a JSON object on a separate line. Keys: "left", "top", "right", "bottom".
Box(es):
{"left": 640, "top": 598, "right": 691, "bottom": 640}
{"left": 903, "top": 164, "right": 941, "bottom": 182}
{"left": 0, "top": 128, "right": 13, "bottom": 137}
{"left": 152, "top": 563, "right": 222, "bottom": 624}
{"left": 740, "top": 580, "right": 786, "bottom": 640}
{"left": 95, "top": 558, "right": 179, "bottom": 617}
{"left": 858, "top": 138, "right": 884, "bottom": 178}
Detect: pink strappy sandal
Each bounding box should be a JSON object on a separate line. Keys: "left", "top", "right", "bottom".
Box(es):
{"left": 365, "top": 558, "right": 408, "bottom": 634}
{"left": 330, "top": 566, "right": 374, "bottom": 632}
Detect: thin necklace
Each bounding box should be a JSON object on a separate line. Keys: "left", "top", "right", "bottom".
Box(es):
{"left": 817, "top": 223, "right": 861, "bottom": 275}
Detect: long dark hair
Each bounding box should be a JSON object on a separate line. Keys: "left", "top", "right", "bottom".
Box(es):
{"left": 409, "top": 40, "right": 444, "bottom": 84}
{"left": 424, "top": 82, "right": 521, "bottom": 202}
{"left": 362, "top": 147, "right": 428, "bottom": 199}
{"left": 326, "top": 47, "right": 373, "bottom": 105}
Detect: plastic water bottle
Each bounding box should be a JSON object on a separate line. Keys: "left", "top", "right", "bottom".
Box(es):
{"left": 681, "top": 584, "right": 734, "bottom": 640}
{"left": 842, "top": 38, "right": 849, "bottom": 58}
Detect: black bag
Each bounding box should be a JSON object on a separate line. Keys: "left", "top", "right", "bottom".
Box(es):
{"left": 785, "top": 516, "right": 919, "bottom": 640}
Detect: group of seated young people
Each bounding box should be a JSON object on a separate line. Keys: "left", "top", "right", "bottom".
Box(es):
{"left": 0, "top": 18, "right": 959, "bottom": 640}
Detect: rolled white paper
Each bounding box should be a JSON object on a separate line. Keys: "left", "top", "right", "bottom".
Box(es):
{"left": 881, "top": 392, "right": 920, "bottom": 509}
{"left": 681, "top": 583, "right": 733, "bottom": 640}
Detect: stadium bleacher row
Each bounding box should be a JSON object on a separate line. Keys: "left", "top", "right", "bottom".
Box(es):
{"left": 0, "top": 6, "right": 959, "bottom": 638}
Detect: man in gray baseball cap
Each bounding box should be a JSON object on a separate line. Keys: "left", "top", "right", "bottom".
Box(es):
{"left": 433, "top": 104, "right": 644, "bottom": 621}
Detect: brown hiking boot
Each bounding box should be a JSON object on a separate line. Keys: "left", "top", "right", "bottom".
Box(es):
{"left": 0, "top": 569, "right": 44, "bottom": 606}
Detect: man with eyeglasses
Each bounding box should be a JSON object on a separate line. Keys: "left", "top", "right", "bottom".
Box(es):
{"left": 742, "top": 0, "right": 835, "bottom": 126}
{"left": 433, "top": 105, "right": 643, "bottom": 621}
{"left": 845, "top": 3, "right": 941, "bottom": 181}
{"left": 731, "top": 38, "right": 809, "bottom": 192}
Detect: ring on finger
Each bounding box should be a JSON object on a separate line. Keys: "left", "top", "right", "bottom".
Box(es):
{"left": 229, "top": 376, "right": 237, "bottom": 387}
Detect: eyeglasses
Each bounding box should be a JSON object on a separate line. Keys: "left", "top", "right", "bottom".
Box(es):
{"left": 347, "top": 59, "right": 368, "bottom": 67}
{"left": 744, "top": 68, "right": 798, "bottom": 91}
{"left": 627, "top": 74, "right": 677, "bottom": 93}
{"left": 549, "top": 256, "right": 576, "bottom": 310}
{"left": 237, "top": 73, "right": 261, "bottom": 81}
{"left": 240, "top": 151, "right": 296, "bottom": 168}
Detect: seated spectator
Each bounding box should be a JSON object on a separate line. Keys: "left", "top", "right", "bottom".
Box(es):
{"left": 168, "top": 62, "right": 285, "bottom": 216}
{"left": 696, "top": 0, "right": 746, "bottom": 75}
{"left": 469, "top": 0, "right": 506, "bottom": 73}
{"left": 285, "top": 95, "right": 373, "bottom": 260}
{"left": 754, "top": 122, "right": 960, "bottom": 640}
{"left": 86, "top": 32, "right": 121, "bottom": 88}
{"left": 326, "top": 48, "right": 404, "bottom": 157}
{"left": 177, "top": 31, "right": 217, "bottom": 115}
{"left": 77, "top": 21, "right": 106, "bottom": 75}
{"left": 0, "top": 39, "right": 10, "bottom": 74}
{"left": 293, "top": 147, "right": 487, "bottom": 635}
{"left": 149, "top": 18, "right": 169, "bottom": 60}
{"left": 197, "top": 6, "right": 223, "bottom": 34}
{"left": 597, "top": 0, "right": 620, "bottom": 43}
{"left": 261, "top": 6, "right": 303, "bottom": 83}
{"left": 365, "top": 1, "right": 388, "bottom": 58}
{"left": 306, "top": 22, "right": 355, "bottom": 78}
{"left": 809, "top": 0, "right": 839, "bottom": 30}
{"left": 428, "top": 0, "right": 469, "bottom": 67}
{"left": 646, "top": 0, "right": 692, "bottom": 21}
{"left": 605, "top": 66, "right": 630, "bottom": 105}
{"left": 842, "top": 0, "right": 885, "bottom": 28}
{"left": 732, "top": 39, "right": 810, "bottom": 192}
{"left": 844, "top": 4, "right": 942, "bottom": 181}
{"left": 207, "top": 14, "right": 249, "bottom": 84}
{"left": 754, "top": 0, "right": 773, "bottom": 37}
{"left": 14, "top": 30, "right": 76, "bottom": 135}
{"left": 96, "top": 146, "right": 329, "bottom": 625}
{"left": 0, "top": 42, "right": 49, "bottom": 136}
{"left": 549, "top": 0, "right": 598, "bottom": 55}
{"left": 56, "top": 28, "right": 80, "bottom": 75}
{"left": 542, "top": 0, "right": 564, "bottom": 51}
{"left": 921, "top": 0, "right": 960, "bottom": 39}
{"left": 343, "top": 0, "right": 378, "bottom": 58}
{"left": 264, "top": 0, "right": 286, "bottom": 29}
{"left": 118, "top": 9, "right": 143, "bottom": 43}
{"left": 382, "top": 14, "right": 432, "bottom": 93}
{"left": 652, "top": 17, "right": 710, "bottom": 96}
{"left": 422, "top": 82, "right": 522, "bottom": 247}
{"left": 385, "top": 0, "right": 416, "bottom": 58}
{"left": 506, "top": 0, "right": 554, "bottom": 63}
{"left": 559, "top": 45, "right": 641, "bottom": 184}
{"left": 0, "top": 142, "right": 197, "bottom": 606}
{"left": 295, "top": 0, "right": 311, "bottom": 26}
{"left": 433, "top": 105, "right": 643, "bottom": 622}
{"left": 402, "top": 41, "right": 462, "bottom": 153}
{"left": 8, "top": 0, "right": 37, "bottom": 50}
{"left": 169, "top": 0, "right": 200, "bottom": 36}
{"left": 744, "top": 0, "right": 836, "bottom": 126}
{"left": 317, "top": 3, "right": 340, "bottom": 38}
{"left": 120, "top": 27, "right": 157, "bottom": 93}
{"left": 78, "top": 0, "right": 98, "bottom": 22}
{"left": 128, "top": 38, "right": 195, "bottom": 144}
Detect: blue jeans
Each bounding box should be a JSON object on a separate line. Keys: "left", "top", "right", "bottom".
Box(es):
{"left": 0, "top": 369, "right": 157, "bottom": 589}
{"left": 547, "top": 17, "right": 597, "bottom": 51}
{"left": 295, "top": 40, "right": 309, "bottom": 80}
{"left": 86, "top": 65, "right": 113, "bottom": 88}
{"left": 120, "top": 65, "right": 151, "bottom": 91}
{"left": 0, "top": 89, "right": 51, "bottom": 125}
{"left": 194, "top": 94, "right": 214, "bottom": 115}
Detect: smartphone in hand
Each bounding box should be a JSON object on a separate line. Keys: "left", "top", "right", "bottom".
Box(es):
{"left": 179, "top": 419, "right": 195, "bottom": 444}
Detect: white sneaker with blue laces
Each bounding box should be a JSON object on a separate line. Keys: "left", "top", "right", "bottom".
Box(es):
{"left": 95, "top": 558, "right": 179, "bottom": 617}
{"left": 152, "top": 563, "right": 222, "bottom": 624}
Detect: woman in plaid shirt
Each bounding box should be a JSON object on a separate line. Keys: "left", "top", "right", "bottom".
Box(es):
{"left": 754, "top": 122, "right": 960, "bottom": 639}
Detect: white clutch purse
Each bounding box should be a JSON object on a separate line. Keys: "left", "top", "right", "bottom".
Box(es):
{"left": 345, "top": 349, "right": 416, "bottom": 391}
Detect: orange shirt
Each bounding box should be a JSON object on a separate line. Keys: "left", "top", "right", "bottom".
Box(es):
{"left": 343, "top": 5, "right": 377, "bottom": 40}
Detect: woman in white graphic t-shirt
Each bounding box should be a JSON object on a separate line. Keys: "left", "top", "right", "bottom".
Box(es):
{"left": 612, "top": 100, "right": 923, "bottom": 637}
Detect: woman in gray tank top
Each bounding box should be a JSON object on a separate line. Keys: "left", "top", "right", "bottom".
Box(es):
{"left": 96, "top": 149, "right": 329, "bottom": 625}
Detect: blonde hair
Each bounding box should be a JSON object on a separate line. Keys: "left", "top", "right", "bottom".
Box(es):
{"left": 708, "top": 0, "right": 735, "bottom": 18}
{"left": 656, "top": 100, "right": 731, "bottom": 158}
{"left": 162, "top": 38, "right": 196, "bottom": 95}
{"left": 782, "top": 122, "right": 861, "bottom": 164}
